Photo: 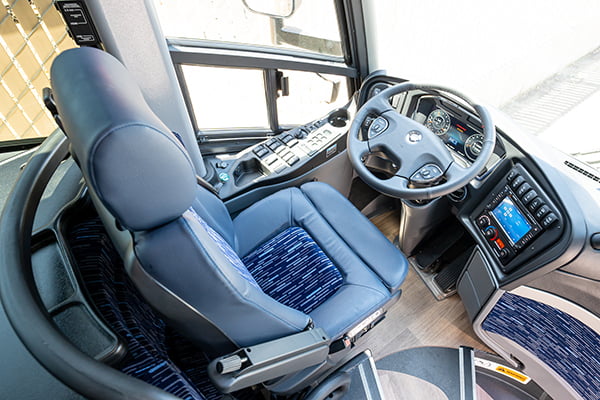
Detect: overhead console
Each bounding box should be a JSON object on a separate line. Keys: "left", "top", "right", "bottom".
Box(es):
{"left": 471, "top": 164, "right": 564, "bottom": 273}
{"left": 205, "top": 107, "right": 353, "bottom": 200}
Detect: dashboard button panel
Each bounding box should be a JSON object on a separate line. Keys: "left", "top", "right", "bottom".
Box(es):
{"left": 484, "top": 226, "right": 499, "bottom": 240}
{"left": 522, "top": 190, "right": 537, "bottom": 204}
{"left": 477, "top": 215, "right": 491, "bottom": 227}
{"left": 516, "top": 182, "right": 531, "bottom": 197}
{"left": 244, "top": 108, "right": 351, "bottom": 180}
{"left": 527, "top": 197, "right": 544, "bottom": 212}
{"left": 473, "top": 164, "right": 563, "bottom": 272}
{"left": 535, "top": 205, "right": 551, "bottom": 220}
{"left": 542, "top": 213, "right": 558, "bottom": 227}
{"left": 510, "top": 175, "right": 525, "bottom": 189}
{"left": 253, "top": 145, "right": 269, "bottom": 159}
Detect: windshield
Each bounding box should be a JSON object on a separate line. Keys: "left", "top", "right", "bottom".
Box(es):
{"left": 364, "top": 1, "right": 600, "bottom": 168}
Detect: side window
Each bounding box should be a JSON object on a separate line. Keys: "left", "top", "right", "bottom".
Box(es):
{"left": 182, "top": 65, "right": 269, "bottom": 130}
{"left": 152, "top": 0, "right": 355, "bottom": 144}
{"left": 277, "top": 70, "right": 349, "bottom": 126}
{"left": 0, "top": 0, "right": 75, "bottom": 143}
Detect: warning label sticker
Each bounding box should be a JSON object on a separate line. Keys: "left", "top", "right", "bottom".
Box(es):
{"left": 474, "top": 357, "right": 531, "bottom": 384}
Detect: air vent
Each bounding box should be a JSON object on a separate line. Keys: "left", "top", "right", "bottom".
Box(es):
{"left": 564, "top": 160, "right": 600, "bottom": 183}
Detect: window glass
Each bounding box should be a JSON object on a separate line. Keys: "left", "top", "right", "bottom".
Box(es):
{"left": 0, "top": 0, "right": 75, "bottom": 142}
{"left": 182, "top": 65, "right": 269, "bottom": 130}
{"left": 152, "top": 0, "right": 342, "bottom": 57}
{"left": 277, "top": 70, "right": 349, "bottom": 126}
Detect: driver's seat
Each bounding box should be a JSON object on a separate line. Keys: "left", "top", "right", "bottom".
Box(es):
{"left": 51, "top": 47, "right": 408, "bottom": 395}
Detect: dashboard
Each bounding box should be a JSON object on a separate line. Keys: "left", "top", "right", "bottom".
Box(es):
{"left": 395, "top": 91, "right": 568, "bottom": 277}
{"left": 204, "top": 106, "right": 353, "bottom": 203}
{"left": 426, "top": 109, "right": 483, "bottom": 162}
{"left": 358, "top": 82, "right": 575, "bottom": 285}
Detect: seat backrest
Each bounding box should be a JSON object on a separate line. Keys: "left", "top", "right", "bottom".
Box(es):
{"left": 51, "top": 47, "right": 310, "bottom": 353}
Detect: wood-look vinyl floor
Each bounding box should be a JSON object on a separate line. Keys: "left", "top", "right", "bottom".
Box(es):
{"left": 366, "top": 211, "right": 492, "bottom": 360}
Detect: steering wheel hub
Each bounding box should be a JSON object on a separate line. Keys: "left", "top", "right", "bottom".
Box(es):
{"left": 407, "top": 130, "right": 423, "bottom": 143}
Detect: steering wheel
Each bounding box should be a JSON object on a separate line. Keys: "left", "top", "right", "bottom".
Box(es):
{"left": 348, "top": 83, "right": 495, "bottom": 200}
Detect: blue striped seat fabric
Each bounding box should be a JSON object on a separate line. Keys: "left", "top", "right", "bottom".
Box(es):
{"left": 68, "top": 218, "right": 220, "bottom": 400}
{"left": 482, "top": 292, "right": 600, "bottom": 400}
{"left": 243, "top": 227, "right": 343, "bottom": 315}
{"left": 186, "top": 207, "right": 261, "bottom": 289}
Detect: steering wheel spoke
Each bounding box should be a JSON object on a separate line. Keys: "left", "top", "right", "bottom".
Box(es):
{"left": 373, "top": 174, "right": 410, "bottom": 194}
{"left": 366, "top": 127, "right": 392, "bottom": 151}
{"left": 444, "top": 161, "right": 468, "bottom": 181}
{"left": 348, "top": 132, "right": 370, "bottom": 155}
{"left": 365, "top": 95, "right": 395, "bottom": 116}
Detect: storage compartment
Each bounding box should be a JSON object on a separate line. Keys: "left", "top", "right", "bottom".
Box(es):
{"left": 31, "top": 228, "right": 123, "bottom": 363}
{"left": 409, "top": 215, "right": 477, "bottom": 299}
{"left": 457, "top": 248, "right": 496, "bottom": 321}
{"left": 327, "top": 108, "right": 349, "bottom": 128}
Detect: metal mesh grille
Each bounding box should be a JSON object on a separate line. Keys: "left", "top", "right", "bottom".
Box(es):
{"left": 0, "top": 0, "right": 75, "bottom": 141}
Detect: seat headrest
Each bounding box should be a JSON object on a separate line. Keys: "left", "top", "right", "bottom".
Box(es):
{"left": 50, "top": 47, "right": 197, "bottom": 231}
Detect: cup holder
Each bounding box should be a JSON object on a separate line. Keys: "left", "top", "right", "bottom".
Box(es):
{"left": 328, "top": 109, "right": 349, "bottom": 128}
{"left": 233, "top": 158, "right": 265, "bottom": 186}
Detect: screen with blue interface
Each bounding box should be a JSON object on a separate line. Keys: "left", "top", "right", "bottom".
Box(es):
{"left": 492, "top": 197, "right": 532, "bottom": 244}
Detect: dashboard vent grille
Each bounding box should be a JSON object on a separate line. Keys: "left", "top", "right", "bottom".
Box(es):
{"left": 564, "top": 160, "right": 600, "bottom": 183}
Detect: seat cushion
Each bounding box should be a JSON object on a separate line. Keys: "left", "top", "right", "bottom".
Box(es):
{"left": 234, "top": 182, "right": 408, "bottom": 291}
{"left": 233, "top": 182, "right": 408, "bottom": 339}
{"left": 300, "top": 183, "right": 408, "bottom": 291}
{"left": 243, "top": 227, "right": 343, "bottom": 314}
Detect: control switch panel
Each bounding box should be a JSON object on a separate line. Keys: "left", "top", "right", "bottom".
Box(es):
{"left": 473, "top": 164, "right": 563, "bottom": 272}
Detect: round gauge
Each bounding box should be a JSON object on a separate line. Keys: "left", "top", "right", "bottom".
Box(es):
{"left": 464, "top": 134, "right": 485, "bottom": 161}
{"left": 425, "top": 109, "right": 451, "bottom": 135}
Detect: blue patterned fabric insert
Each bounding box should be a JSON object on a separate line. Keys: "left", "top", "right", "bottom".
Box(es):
{"left": 186, "top": 208, "right": 261, "bottom": 289}
{"left": 243, "top": 227, "right": 343, "bottom": 315}
{"left": 68, "top": 218, "right": 220, "bottom": 400}
{"left": 482, "top": 292, "right": 600, "bottom": 400}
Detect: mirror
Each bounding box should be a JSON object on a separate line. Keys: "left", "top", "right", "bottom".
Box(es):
{"left": 242, "top": 0, "right": 299, "bottom": 18}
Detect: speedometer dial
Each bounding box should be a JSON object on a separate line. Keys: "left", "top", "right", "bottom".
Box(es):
{"left": 464, "top": 134, "right": 484, "bottom": 161}
{"left": 425, "top": 109, "right": 451, "bottom": 136}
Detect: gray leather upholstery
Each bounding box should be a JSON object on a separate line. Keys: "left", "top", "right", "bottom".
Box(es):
{"left": 51, "top": 47, "right": 197, "bottom": 232}
{"left": 135, "top": 209, "right": 311, "bottom": 347}
{"left": 51, "top": 48, "right": 409, "bottom": 390}
{"left": 233, "top": 184, "right": 407, "bottom": 338}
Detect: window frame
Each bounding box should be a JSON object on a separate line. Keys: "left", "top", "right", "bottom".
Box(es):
{"left": 163, "top": 0, "right": 368, "bottom": 153}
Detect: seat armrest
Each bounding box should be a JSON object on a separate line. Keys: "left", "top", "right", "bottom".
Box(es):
{"left": 208, "top": 328, "right": 330, "bottom": 393}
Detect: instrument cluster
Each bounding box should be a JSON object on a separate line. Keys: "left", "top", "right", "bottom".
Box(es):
{"left": 422, "top": 105, "right": 484, "bottom": 163}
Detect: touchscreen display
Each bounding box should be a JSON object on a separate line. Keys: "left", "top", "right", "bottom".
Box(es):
{"left": 492, "top": 197, "right": 532, "bottom": 244}
{"left": 445, "top": 119, "right": 470, "bottom": 151}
